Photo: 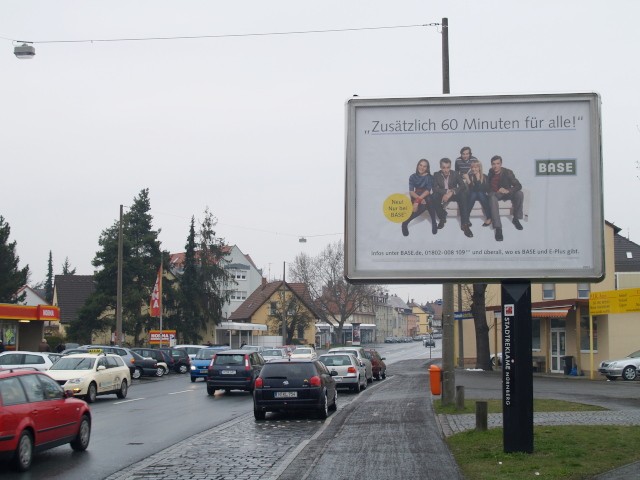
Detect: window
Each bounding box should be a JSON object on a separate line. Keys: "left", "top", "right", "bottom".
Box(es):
{"left": 231, "top": 291, "right": 247, "bottom": 301}
{"left": 297, "top": 325, "right": 305, "bottom": 339}
{"left": 580, "top": 315, "right": 598, "bottom": 351}
{"left": 532, "top": 318, "right": 541, "bottom": 350}
{"left": 19, "top": 375, "right": 45, "bottom": 402}
{"left": 270, "top": 302, "right": 277, "bottom": 315}
{"left": 577, "top": 283, "right": 590, "bottom": 299}
{"left": 542, "top": 283, "right": 555, "bottom": 300}
{"left": 229, "top": 269, "right": 247, "bottom": 280}
{"left": 0, "top": 377, "right": 28, "bottom": 405}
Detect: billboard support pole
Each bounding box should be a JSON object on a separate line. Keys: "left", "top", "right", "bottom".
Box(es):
{"left": 502, "top": 281, "right": 534, "bottom": 453}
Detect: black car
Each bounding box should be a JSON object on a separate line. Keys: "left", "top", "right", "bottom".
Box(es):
{"left": 253, "top": 359, "right": 338, "bottom": 420}
{"left": 159, "top": 348, "right": 191, "bottom": 374}
{"left": 129, "top": 351, "right": 159, "bottom": 378}
{"left": 131, "top": 348, "right": 171, "bottom": 375}
{"left": 206, "top": 350, "right": 264, "bottom": 395}
{"left": 423, "top": 336, "right": 436, "bottom": 347}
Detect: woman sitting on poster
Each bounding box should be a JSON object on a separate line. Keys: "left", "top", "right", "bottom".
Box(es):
{"left": 402, "top": 158, "right": 438, "bottom": 236}
{"left": 465, "top": 159, "right": 492, "bottom": 227}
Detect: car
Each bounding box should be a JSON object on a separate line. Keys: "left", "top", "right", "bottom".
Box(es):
{"left": 384, "top": 336, "right": 395, "bottom": 343}
{"left": 0, "top": 368, "right": 92, "bottom": 471}
{"left": 318, "top": 353, "right": 367, "bottom": 393}
{"left": 46, "top": 353, "right": 131, "bottom": 403}
{"left": 129, "top": 351, "right": 160, "bottom": 378}
{"left": 173, "top": 344, "right": 205, "bottom": 359}
{"left": 327, "top": 347, "right": 373, "bottom": 383}
{"left": 131, "top": 348, "right": 170, "bottom": 376}
{"left": 598, "top": 350, "right": 640, "bottom": 381}
{"left": 290, "top": 346, "right": 318, "bottom": 360}
{"left": 159, "top": 347, "right": 191, "bottom": 374}
{"left": 0, "top": 351, "right": 56, "bottom": 371}
{"left": 206, "top": 349, "right": 264, "bottom": 395}
{"left": 240, "top": 345, "right": 265, "bottom": 353}
{"left": 73, "top": 345, "right": 156, "bottom": 379}
{"left": 190, "top": 346, "right": 230, "bottom": 382}
{"left": 364, "top": 349, "right": 387, "bottom": 380}
{"left": 261, "top": 348, "right": 288, "bottom": 362}
{"left": 253, "top": 358, "right": 338, "bottom": 420}
{"left": 423, "top": 336, "right": 436, "bottom": 347}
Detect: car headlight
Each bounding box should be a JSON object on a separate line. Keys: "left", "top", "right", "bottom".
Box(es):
{"left": 190, "top": 366, "right": 196, "bottom": 371}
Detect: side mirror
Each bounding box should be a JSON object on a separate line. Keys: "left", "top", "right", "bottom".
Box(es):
{"left": 330, "top": 370, "right": 338, "bottom": 376}
{"left": 97, "top": 365, "right": 106, "bottom": 371}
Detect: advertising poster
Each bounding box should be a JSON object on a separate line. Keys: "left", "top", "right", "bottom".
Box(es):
{"left": 345, "top": 93, "right": 603, "bottom": 282}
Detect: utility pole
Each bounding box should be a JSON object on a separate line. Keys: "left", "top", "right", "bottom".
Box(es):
{"left": 116, "top": 204, "right": 123, "bottom": 346}
{"left": 281, "top": 262, "right": 287, "bottom": 344}
{"left": 440, "top": 17, "right": 456, "bottom": 406}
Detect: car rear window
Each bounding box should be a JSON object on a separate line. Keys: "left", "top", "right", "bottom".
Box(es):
{"left": 319, "top": 355, "right": 352, "bottom": 367}
{"left": 261, "top": 363, "right": 316, "bottom": 378}
{"left": 213, "top": 354, "right": 246, "bottom": 366}
{"left": 263, "top": 349, "right": 283, "bottom": 356}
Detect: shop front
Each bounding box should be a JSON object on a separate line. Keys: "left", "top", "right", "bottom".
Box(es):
{"left": 0, "top": 304, "right": 60, "bottom": 351}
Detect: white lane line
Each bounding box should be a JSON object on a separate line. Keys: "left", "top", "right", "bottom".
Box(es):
{"left": 168, "top": 390, "right": 195, "bottom": 395}
{"left": 114, "top": 397, "right": 145, "bottom": 404}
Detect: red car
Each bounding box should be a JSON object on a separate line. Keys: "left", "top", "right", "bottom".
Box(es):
{"left": 0, "top": 368, "right": 91, "bottom": 471}
{"left": 365, "top": 349, "right": 387, "bottom": 380}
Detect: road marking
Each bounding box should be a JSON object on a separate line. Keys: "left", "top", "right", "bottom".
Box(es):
{"left": 114, "top": 397, "right": 145, "bottom": 404}
{"left": 168, "top": 390, "right": 194, "bottom": 395}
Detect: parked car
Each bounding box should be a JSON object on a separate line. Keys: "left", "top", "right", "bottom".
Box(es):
{"left": 129, "top": 351, "right": 159, "bottom": 379}
{"left": 72, "top": 345, "right": 154, "bottom": 379}
{"left": 0, "top": 351, "right": 57, "bottom": 371}
{"left": 173, "top": 344, "right": 205, "bottom": 359}
{"left": 327, "top": 347, "right": 373, "bottom": 383}
{"left": 318, "top": 353, "right": 367, "bottom": 393}
{"left": 131, "top": 348, "right": 169, "bottom": 376}
{"left": 46, "top": 353, "right": 131, "bottom": 402}
{"left": 598, "top": 350, "right": 640, "bottom": 381}
{"left": 364, "top": 349, "right": 387, "bottom": 380}
{"left": 0, "top": 368, "right": 91, "bottom": 471}
{"left": 158, "top": 347, "right": 191, "bottom": 374}
{"left": 240, "top": 345, "right": 265, "bottom": 353}
{"left": 384, "top": 336, "right": 396, "bottom": 343}
{"left": 190, "top": 346, "right": 230, "bottom": 382}
{"left": 290, "top": 346, "right": 318, "bottom": 360}
{"left": 261, "top": 348, "right": 288, "bottom": 362}
{"left": 253, "top": 358, "right": 338, "bottom": 420}
{"left": 206, "top": 350, "right": 264, "bottom": 395}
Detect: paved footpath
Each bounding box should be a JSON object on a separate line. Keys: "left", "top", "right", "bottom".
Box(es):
{"left": 105, "top": 360, "right": 640, "bottom": 480}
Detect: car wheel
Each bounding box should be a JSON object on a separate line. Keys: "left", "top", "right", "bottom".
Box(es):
{"left": 352, "top": 378, "right": 361, "bottom": 393}
{"left": 178, "top": 364, "right": 188, "bottom": 374}
{"left": 254, "top": 409, "right": 266, "bottom": 420}
{"left": 70, "top": 415, "right": 91, "bottom": 451}
{"left": 605, "top": 375, "right": 617, "bottom": 381}
{"left": 163, "top": 366, "right": 169, "bottom": 375}
{"left": 207, "top": 386, "right": 215, "bottom": 396}
{"left": 86, "top": 382, "right": 97, "bottom": 403}
{"left": 116, "top": 379, "right": 128, "bottom": 399}
{"left": 132, "top": 367, "right": 142, "bottom": 380}
{"left": 190, "top": 377, "right": 196, "bottom": 383}
{"left": 317, "top": 392, "right": 329, "bottom": 419}
{"left": 13, "top": 430, "right": 33, "bottom": 472}
{"left": 224, "top": 388, "right": 231, "bottom": 394}
{"left": 367, "top": 374, "right": 374, "bottom": 384}
{"left": 374, "top": 374, "right": 380, "bottom": 381}
{"left": 381, "top": 371, "right": 386, "bottom": 380}
{"left": 155, "top": 367, "right": 164, "bottom": 377}
{"left": 329, "top": 390, "right": 338, "bottom": 412}
{"left": 622, "top": 366, "right": 637, "bottom": 381}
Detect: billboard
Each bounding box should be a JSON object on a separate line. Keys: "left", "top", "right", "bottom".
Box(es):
{"left": 345, "top": 93, "right": 603, "bottom": 282}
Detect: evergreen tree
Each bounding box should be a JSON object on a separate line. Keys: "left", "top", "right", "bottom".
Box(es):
{"left": 61, "top": 257, "right": 76, "bottom": 275}
{"left": 69, "top": 189, "right": 171, "bottom": 344}
{"left": 44, "top": 251, "right": 54, "bottom": 304}
{"left": 176, "top": 210, "right": 233, "bottom": 343}
{"left": 0, "top": 215, "right": 29, "bottom": 303}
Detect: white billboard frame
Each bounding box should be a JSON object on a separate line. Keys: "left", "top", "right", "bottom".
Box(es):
{"left": 345, "top": 92, "right": 603, "bottom": 283}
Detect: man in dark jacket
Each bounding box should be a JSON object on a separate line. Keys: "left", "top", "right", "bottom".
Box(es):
{"left": 487, "top": 155, "right": 524, "bottom": 242}
{"left": 433, "top": 157, "right": 473, "bottom": 238}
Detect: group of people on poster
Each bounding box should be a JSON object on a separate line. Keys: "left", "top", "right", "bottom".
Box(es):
{"left": 401, "top": 147, "right": 525, "bottom": 242}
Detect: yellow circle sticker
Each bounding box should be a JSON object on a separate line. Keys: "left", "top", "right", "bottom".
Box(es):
{"left": 382, "top": 194, "right": 412, "bottom": 223}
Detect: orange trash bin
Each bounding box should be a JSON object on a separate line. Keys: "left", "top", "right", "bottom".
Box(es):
{"left": 429, "top": 364, "right": 442, "bottom": 395}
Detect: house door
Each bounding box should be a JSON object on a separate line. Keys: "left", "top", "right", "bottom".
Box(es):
{"left": 550, "top": 329, "right": 566, "bottom": 373}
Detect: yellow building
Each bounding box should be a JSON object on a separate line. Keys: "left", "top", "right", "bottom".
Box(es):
{"left": 455, "top": 221, "right": 640, "bottom": 377}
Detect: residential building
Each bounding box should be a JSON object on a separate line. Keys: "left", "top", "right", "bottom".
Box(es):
{"left": 51, "top": 275, "right": 95, "bottom": 338}
{"left": 455, "top": 221, "right": 640, "bottom": 377}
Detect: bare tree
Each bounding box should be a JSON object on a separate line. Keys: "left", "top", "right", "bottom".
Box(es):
{"left": 266, "top": 288, "right": 315, "bottom": 344}
{"left": 290, "top": 240, "right": 376, "bottom": 345}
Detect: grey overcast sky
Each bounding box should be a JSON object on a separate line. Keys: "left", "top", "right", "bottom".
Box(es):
{"left": 2, "top": 1, "right": 639, "bottom": 304}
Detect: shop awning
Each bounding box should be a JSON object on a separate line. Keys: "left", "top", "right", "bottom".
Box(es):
{"left": 531, "top": 309, "right": 569, "bottom": 318}
{"left": 216, "top": 321, "right": 267, "bottom": 332}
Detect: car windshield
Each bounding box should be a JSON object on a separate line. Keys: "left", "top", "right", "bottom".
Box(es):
{"left": 628, "top": 350, "right": 640, "bottom": 358}
{"left": 195, "top": 349, "right": 219, "bottom": 360}
{"left": 294, "top": 348, "right": 312, "bottom": 354}
{"left": 319, "top": 355, "right": 351, "bottom": 366}
{"left": 50, "top": 357, "right": 96, "bottom": 370}
{"left": 263, "top": 350, "right": 283, "bottom": 357}
{"left": 213, "top": 354, "right": 246, "bottom": 366}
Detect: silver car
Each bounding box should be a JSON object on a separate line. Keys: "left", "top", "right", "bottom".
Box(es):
{"left": 598, "top": 350, "right": 640, "bottom": 381}
{"left": 261, "top": 348, "right": 287, "bottom": 362}
{"left": 319, "top": 353, "right": 367, "bottom": 393}
{"left": 327, "top": 347, "right": 373, "bottom": 383}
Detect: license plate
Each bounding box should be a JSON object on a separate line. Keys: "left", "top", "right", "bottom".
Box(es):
{"left": 334, "top": 377, "right": 343, "bottom": 382}
{"left": 222, "top": 370, "right": 236, "bottom": 375}
{"left": 199, "top": 369, "right": 207, "bottom": 374}
{"left": 274, "top": 391, "right": 297, "bottom": 398}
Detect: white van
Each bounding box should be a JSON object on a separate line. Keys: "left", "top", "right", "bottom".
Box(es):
{"left": 173, "top": 344, "right": 205, "bottom": 359}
